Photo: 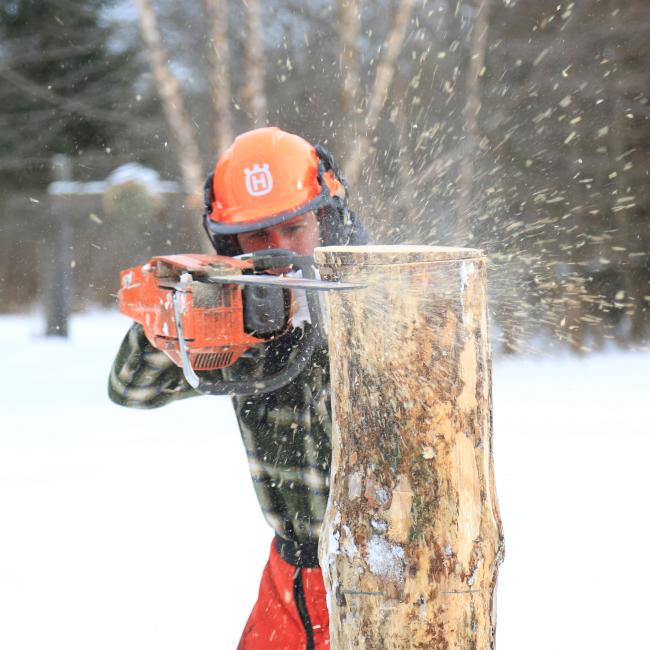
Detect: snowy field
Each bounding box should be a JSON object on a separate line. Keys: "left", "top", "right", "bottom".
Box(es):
{"left": 1, "top": 310, "right": 648, "bottom": 650}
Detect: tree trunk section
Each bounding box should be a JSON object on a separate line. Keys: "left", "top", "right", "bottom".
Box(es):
{"left": 336, "top": 0, "right": 361, "bottom": 156}
{"left": 134, "top": 0, "right": 204, "bottom": 210}
{"left": 457, "top": 0, "right": 491, "bottom": 243}
{"left": 343, "top": 0, "right": 416, "bottom": 185}
{"left": 135, "top": 0, "right": 209, "bottom": 251}
{"left": 44, "top": 155, "right": 73, "bottom": 337}
{"left": 315, "top": 245, "right": 504, "bottom": 649}
{"left": 242, "top": 0, "right": 268, "bottom": 127}
{"left": 206, "top": 0, "right": 234, "bottom": 153}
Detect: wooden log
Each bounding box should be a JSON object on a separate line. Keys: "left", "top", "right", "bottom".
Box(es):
{"left": 314, "top": 245, "right": 505, "bottom": 649}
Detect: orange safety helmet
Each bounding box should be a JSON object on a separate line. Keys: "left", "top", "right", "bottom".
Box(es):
{"left": 203, "top": 127, "right": 352, "bottom": 251}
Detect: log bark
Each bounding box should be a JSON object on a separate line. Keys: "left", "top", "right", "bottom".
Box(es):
{"left": 314, "top": 245, "right": 504, "bottom": 649}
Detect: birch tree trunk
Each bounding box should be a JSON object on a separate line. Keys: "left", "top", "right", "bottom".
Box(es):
{"left": 457, "top": 0, "right": 491, "bottom": 243}
{"left": 344, "top": 0, "right": 416, "bottom": 186}
{"left": 205, "top": 0, "right": 233, "bottom": 153}
{"left": 394, "top": 79, "right": 415, "bottom": 236}
{"left": 242, "top": 0, "right": 268, "bottom": 128}
{"left": 606, "top": 1, "right": 641, "bottom": 344}
{"left": 336, "top": 0, "right": 361, "bottom": 149}
{"left": 134, "top": 0, "right": 204, "bottom": 207}
{"left": 315, "top": 245, "right": 504, "bottom": 649}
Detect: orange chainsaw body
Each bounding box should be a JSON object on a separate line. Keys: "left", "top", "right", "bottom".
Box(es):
{"left": 118, "top": 254, "right": 275, "bottom": 371}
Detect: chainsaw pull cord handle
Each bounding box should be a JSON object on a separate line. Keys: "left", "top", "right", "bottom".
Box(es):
{"left": 176, "top": 257, "right": 325, "bottom": 397}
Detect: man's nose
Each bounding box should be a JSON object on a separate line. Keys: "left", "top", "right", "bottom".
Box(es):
{"left": 268, "top": 230, "right": 290, "bottom": 249}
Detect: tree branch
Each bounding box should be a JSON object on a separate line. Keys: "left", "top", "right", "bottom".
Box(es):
{"left": 0, "top": 63, "right": 152, "bottom": 129}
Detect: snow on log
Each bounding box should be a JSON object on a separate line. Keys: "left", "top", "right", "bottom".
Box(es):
{"left": 314, "top": 245, "right": 505, "bottom": 649}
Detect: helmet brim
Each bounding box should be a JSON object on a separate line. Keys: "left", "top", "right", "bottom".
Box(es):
{"left": 205, "top": 191, "right": 336, "bottom": 236}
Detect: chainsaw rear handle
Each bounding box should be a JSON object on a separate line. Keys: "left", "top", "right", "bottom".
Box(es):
{"left": 174, "top": 251, "right": 325, "bottom": 396}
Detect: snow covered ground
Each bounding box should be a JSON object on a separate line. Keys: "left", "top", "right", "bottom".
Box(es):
{"left": 1, "top": 311, "right": 648, "bottom": 649}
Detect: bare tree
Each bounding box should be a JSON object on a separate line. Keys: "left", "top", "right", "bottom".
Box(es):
{"left": 394, "top": 84, "right": 415, "bottom": 236}
{"left": 336, "top": 0, "right": 361, "bottom": 148}
{"left": 205, "top": 0, "right": 234, "bottom": 153}
{"left": 242, "top": 0, "right": 268, "bottom": 127}
{"left": 456, "top": 0, "right": 491, "bottom": 243}
{"left": 343, "top": 0, "right": 416, "bottom": 186}
{"left": 134, "top": 0, "right": 204, "bottom": 207}
{"left": 605, "top": 0, "right": 643, "bottom": 342}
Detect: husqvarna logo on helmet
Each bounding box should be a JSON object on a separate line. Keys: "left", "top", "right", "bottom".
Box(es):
{"left": 244, "top": 164, "right": 273, "bottom": 197}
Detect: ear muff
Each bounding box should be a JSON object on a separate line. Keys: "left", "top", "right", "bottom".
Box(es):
{"left": 314, "top": 145, "right": 346, "bottom": 189}
{"left": 314, "top": 144, "right": 356, "bottom": 244}
{"left": 202, "top": 172, "right": 243, "bottom": 255}
{"left": 202, "top": 172, "right": 218, "bottom": 251}
{"left": 314, "top": 145, "right": 349, "bottom": 215}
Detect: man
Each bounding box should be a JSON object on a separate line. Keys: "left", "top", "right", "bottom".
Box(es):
{"left": 109, "top": 127, "right": 367, "bottom": 649}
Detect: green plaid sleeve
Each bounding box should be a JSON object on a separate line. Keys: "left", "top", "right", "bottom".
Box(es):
{"left": 109, "top": 322, "right": 333, "bottom": 547}
{"left": 108, "top": 323, "right": 201, "bottom": 409}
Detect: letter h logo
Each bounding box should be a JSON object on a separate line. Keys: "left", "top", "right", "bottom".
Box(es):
{"left": 244, "top": 164, "right": 273, "bottom": 197}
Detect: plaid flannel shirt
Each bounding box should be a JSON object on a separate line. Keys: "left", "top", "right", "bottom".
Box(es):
{"left": 108, "top": 323, "right": 332, "bottom": 546}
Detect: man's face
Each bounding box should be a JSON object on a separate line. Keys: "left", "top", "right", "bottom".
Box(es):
{"left": 236, "top": 212, "right": 320, "bottom": 257}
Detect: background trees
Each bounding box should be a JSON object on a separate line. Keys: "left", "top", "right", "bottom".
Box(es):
{"left": 0, "top": 0, "right": 164, "bottom": 186}
{"left": 0, "top": 0, "right": 647, "bottom": 353}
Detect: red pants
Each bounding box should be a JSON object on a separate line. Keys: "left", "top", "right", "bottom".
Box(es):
{"left": 238, "top": 539, "right": 329, "bottom": 649}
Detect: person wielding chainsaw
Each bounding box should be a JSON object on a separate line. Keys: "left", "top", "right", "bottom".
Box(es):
{"left": 109, "top": 126, "right": 367, "bottom": 649}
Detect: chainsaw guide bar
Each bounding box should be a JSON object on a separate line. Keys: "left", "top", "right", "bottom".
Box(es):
{"left": 174, "top": 274, "right": 363, "bottom": 292}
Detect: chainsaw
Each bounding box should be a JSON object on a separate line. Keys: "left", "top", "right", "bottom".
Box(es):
{"left": 118, "top": 248, "right": 359, "bottom": 396}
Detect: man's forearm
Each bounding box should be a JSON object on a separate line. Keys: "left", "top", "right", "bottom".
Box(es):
{"left": 108, "top": 323, "right": 197, "bottom": 409}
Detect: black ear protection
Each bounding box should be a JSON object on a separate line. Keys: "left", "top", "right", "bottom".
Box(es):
{"left": 313, "top": 144, "right": 359, "bottom": 246}
{"left": 314, "top": 144, "right": 352, "bottom": 226}
{"left": 201, "top": 172, "right": 228, "bottom": 254}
